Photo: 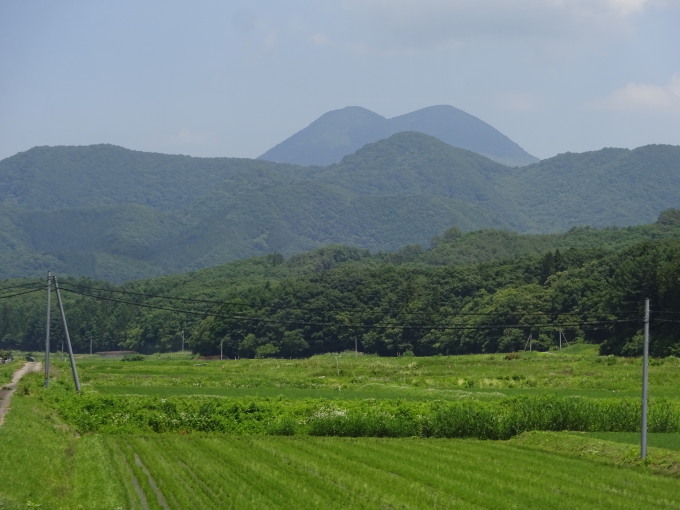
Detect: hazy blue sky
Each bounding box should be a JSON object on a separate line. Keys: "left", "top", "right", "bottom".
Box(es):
{"left": 2, "top": 0, "right": 679, "bottom": 162}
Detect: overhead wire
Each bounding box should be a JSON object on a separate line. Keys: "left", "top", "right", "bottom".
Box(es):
{"left": 56, "top": 280, "right": 629, "bottom": 320}
{"left": 0, "top": 277, "right": 654, "bottom": 339}
{"left": 58, "top": 284, "right": 639, "bottom": 332}
{"left": 0, "top": 287, "right": 44, "bottom": 300}
{"left": 0, "top": 281, "right": 44, "bottom": 291}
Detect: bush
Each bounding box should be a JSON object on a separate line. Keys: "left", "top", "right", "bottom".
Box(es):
{"left": 121, "top": 354, "right": 145, "bottom": 362}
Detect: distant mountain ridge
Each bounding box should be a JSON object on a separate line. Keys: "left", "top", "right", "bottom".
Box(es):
{"left": 258, "top": 105, "right": 538, "bottom": 167}
{"left": 0, "top": 136, "right": 679, "bottom": 282}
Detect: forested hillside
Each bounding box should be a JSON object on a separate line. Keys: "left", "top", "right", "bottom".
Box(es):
{"left": 2, "top": 213, "right": 680, "bottom": 358}
{"left": 0, "top": 138, "right": 679, "bottom": 281}
{"left": 504, "top": 144, "right": 680, "bottom": 231}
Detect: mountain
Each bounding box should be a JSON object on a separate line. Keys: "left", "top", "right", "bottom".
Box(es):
{"left": 258, "top": 105, "right": 538, "bottom": 167}
{"left": 503, "top": 144, "right": 680, "bottom": 232}
{"left": 0, "top": 137, "right": 679, "bottom": 282}
{"left": 259, "top": 107, "right": 389, "bottom": 167}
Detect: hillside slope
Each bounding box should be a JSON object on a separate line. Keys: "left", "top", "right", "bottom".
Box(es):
{"left": 505, "top": 144, "right": 680, "bottom": 231}
{"left": 259, "top": 105, "right": 538, "bottom": 167}
{"left": 0, "top": 138, "right": 679, "bottom": 281}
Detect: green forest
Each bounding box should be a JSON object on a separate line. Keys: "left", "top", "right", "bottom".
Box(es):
{"left": 2, "top": 211, "right": 680, "bottom": 358}
{"left": 1, "top": 139, "right": 680, "bottom": 281}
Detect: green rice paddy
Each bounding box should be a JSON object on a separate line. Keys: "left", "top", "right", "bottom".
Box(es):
{"left": 2, "top": 347, "right": 679, "bottom": 509}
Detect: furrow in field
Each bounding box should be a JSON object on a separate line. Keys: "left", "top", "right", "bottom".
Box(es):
{"left": 301, "top": 437, "right": 507, "bottom": 509}
{"left": 105, "top": 438, "right": 152, "bottom": 510}
{"left": 134, "top": 452, "right": 170, "bottom": 510}
{"left": 172, "top": 435, "right": 307, "bottom": 508}
{"left": 201, "top": 435, "right": 350, "bottom": 508}
{"left": 246, "top": 436, "right": 433, "bottom": 509}
{"left": 370, "top": 438, "right": 680, "bottom": 509}
{"left": 125, "top": 435, "right": 217, "bottom": 509}
{"left": 266, "top": 436, "right": 485, "bottom": 509}
{"left": 398, "top": 439, "right": 602, "bottom": 508}
{"left": 461, "top": 441, "right": 680, "bottom": 509}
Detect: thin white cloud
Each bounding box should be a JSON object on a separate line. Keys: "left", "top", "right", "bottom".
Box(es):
{"left": 598, "top": 74, "right": 680, "bottom": 112}
{"left": 606, "top": 0, "right": 653, "bottom": 16}
{"left": 340, "top": 0, "right": 657, "bottom": 51}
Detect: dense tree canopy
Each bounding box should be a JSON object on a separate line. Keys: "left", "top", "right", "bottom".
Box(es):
{"left": 2, "top": 219, "right": 679, "bottom": 358}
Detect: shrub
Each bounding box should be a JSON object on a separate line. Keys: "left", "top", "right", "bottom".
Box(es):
{"left": 121, "top": 354, "right": 145, "bottom": 362}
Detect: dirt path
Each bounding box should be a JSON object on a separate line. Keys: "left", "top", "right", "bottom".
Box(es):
{"left": 0, "top": 362, "right": 42, "bottom": 426}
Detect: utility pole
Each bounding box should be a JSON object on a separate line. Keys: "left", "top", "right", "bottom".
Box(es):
{"left": 558, "top": 329, "right": 568, "bottom": 350}
{"left": 641, "top": 298, "right": 650, "bottom": 460}
{"left": 44, "top": 271, "right": 51, "bottom": 388}
{"left": 53, "top": 276, "right": 81, "bottom": 393}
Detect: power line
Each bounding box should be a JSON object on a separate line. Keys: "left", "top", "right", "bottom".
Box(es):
{"left": 0, "top": 281, "right": 43, "bottom": 292}
{"left": 56, "top": 281, "right": 635, "bottom": 320}
{"left": 58, "top": 286, "right": 218, "bottom": 318}
{"left": 0, "top": 287, "right": 44, "bottom": 300}
{"left": 58, "top": 285, "right": 637, "bottom": 332}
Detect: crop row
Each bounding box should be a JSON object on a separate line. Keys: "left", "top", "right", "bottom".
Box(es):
{"left": 101, "top": 435, "right": 680, "bottom": 509}
{"left": 49, "top": 391, "right": 680, "bottom": 439}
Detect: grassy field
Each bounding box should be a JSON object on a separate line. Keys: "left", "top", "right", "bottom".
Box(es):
{"left": 2, "top": 346, "right": 680, "bottom": 509}
{"left": 76, "top": 345, "right": 680, "bottom": 398}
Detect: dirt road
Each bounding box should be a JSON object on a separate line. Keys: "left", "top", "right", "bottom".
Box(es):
{"left": 0, "top": 362, "right": 42, "bottom": 426}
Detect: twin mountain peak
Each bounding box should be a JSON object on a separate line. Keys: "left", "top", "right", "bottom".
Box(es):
{"left": 1, "top": 105, "right": 679, "bottom": 281}
{"left": 258, "top": 105, "right": 538, "bottom": 168}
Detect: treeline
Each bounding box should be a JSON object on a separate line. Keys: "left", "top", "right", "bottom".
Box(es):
{"left": 1, "top": 224, "right": 680, "bottom": 358}
{"left": 187, "top": 240, "right": 680, "bottom": 358}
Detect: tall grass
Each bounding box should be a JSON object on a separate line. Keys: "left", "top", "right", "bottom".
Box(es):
{"left": 45, "top": 384, "right": 680, "bottom": 439}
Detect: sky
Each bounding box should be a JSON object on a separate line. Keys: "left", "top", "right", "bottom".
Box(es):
{"left": 1, "top": 0, "right": 679, "bottom": 162}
